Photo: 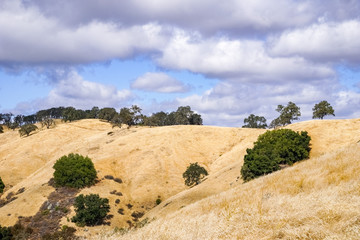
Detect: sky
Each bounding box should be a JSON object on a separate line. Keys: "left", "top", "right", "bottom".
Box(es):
{"left": 0, "top": 0, "right": 360, "bottom": 127}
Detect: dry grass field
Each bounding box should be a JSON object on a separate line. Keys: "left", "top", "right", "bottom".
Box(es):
{"left": 0, "top": 118, "right": 359, "bottom": 239}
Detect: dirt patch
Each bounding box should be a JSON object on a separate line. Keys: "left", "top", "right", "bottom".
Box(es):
{"left": 16, "top": 186, "right": 79, "bottom": 239}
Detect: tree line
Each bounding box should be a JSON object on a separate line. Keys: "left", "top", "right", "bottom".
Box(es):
{"left": 242, "top": 100, "right": 335, "bottom": 129}
{"left": 0, "top": 105, "right": 203, "bottom": 134}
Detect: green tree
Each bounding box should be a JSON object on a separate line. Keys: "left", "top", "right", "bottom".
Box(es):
{"left": 19, "top": 124, "right": 38, "bottom": 137}
{"left": 270, "top": 101, "right": 301, "bottom": 128}
{"left": 63, "top": 107, "right": 84, "bottom": 122}
{"left": 183, "top": 162, "right": 208, "bottom": 187}
{"left": 0, "top": 176, "right": 5, "bottom": 193}
{"left": 0, "top": 225, "right": 12, "bottom": 240}
{"left": 98, "top": 108, "right": 117, "bottom": 122}
{"left": 312, "top": 100, "right": 335, "bottom": 119}
{"left": 53, "top": 153, "right": 97, "bottom": 188}
{"left": 0, "top": 125, "right": 3, "bottom": 133}
{"left": 242, "top": 114, "right": 267, "bottom": 129}
{"left": 41, "top": 116, "right": 56, "bottom": 129}
{"left": 71, "top": 194, "right": 110, "bottom": 226}
{"left": 241, "top": 129, "right": 311, "bottom": 182}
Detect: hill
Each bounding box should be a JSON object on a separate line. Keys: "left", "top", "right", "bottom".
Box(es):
{"left": 0, "top": 118, "right": 359, "bottom": 239}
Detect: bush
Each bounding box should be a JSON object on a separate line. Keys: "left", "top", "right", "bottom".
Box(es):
{"left": 156, "top": 197, "right": 162, "bottom": 205}
{"left": 19, "top": 124, "right": 38, "bottom": 137}
{"left": 183, "top": 162, "right": 208, "bottom": 187}
{"left": 53, "top": 153, "right": 97, "bottom": 188}
{"left": 0, "top": 125, "right": 3, "bottom": 133}
{"left": 241, "top": 129, "right": 311, "bottom": 182}
{"left": 71, "top": 194, "right": 110, "bottom": 226}
{"left": 0, "top": 177, "right": 4, "bottom": 193}
{"left": 0, "top": 225, "right": 12, "bottom": 240}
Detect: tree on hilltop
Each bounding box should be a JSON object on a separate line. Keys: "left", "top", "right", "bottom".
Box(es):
{"left": 312, "top": 100, "right": 335, "bottom": 119}
{"left": 242, "top": 114, "right": 267, "bottom": 129}
{"left": 270, "top": 102, "right": 301, "bottom": 128}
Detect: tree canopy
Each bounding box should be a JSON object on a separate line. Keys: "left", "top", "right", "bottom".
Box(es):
{"left": 241, "top": 129, "right": 311, "bottom": 181}
{"left": 183, "top": 162, "right": 208, "bottom": 187}
{"left": 270, "top": 101, "right": 301, "bottom": 128}
{"left": 242, "top": 114, "right": 267, "bottom": 128}
{"left": 53, "top": 153, "right": 97, "bottom": 188}
{"left": 312, "top": 100, "right": 335, "bottom": 119}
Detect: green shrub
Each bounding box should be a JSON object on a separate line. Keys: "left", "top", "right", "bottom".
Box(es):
{"left": 19, "top": 124, "right": 38, "bottom": 137}
{"left": 183, "top": 162, "right": 208, "bottom": 187}
{"left": 53, "top": 153, "right": 97, "bottom": 188}
{"left": 156, "top": 197, "right": 162, "bottom": 205}
{"left": 0, "top": 225, "right": 12, "bottom": 240}
{"left": 0, "top": 177, "right": 4, "bottom": 193}
{"left": 0, "top": 125, "right": 3, "bottom": 133}
{"left": 241, "top": 129, "right": 311, "bottom": 182}
{"left": 71, "top": 194, "right": 110, "bottom": 226}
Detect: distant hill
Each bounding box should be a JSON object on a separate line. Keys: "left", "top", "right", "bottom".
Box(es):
{"left": 0, "top": 118, "right": 359, "bottom": 239}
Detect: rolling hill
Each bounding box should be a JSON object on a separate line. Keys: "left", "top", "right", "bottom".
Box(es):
{"left": 0, "top": 118, "right": 359, "bottom": 239}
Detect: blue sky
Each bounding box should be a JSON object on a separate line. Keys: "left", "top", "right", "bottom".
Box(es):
{"left": 0, "top": 0, "right": 359, "bottom": 126}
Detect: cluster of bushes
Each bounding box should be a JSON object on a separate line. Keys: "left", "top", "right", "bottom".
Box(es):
{"left": 241, "top": 129, "right": 311, "bottom": 182}
{"left": 53, "top": 153, "right": 110, "bottom": 227}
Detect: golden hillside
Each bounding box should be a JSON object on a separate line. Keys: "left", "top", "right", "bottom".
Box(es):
{"left": 0, "top": 118, "right": 360, "bottom": 239}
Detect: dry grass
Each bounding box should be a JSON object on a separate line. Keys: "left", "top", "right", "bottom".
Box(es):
{"left": 1, "top": 118, "right": 360, "bottom": 239}
{"left": 101, "top": 144, "right": 360, "bottom": 240}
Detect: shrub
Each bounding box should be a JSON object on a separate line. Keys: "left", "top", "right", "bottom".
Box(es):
{"left": 0, "top": 225, "right": 12, "bottom": 240}
{"left": 0, "top": 177, "right": 4, "bottom": 193}
{"left": 71, "top": 194, "right": 110, "bottom": 226}
{"left": 241, "top": 129, "right": 311, "bottom": 182}
{"left": 53, "top": 153, "right": 97, "bottom": 188}
{"left": 42, "top": 225, "right": 78, "bottom": 240}
{"left": 19, "top": 124, "right": 38, "bottom": 137}
{"left": 156, "top": 197, "right": 162, "bottom": 205}
{"left": 183, "top": 162, "right": 208, "bottom": 187}
{"left": 0, "top": 125, "right": 3, "bottom": 133}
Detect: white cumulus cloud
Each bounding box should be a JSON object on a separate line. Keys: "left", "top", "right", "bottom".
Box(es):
{"left": 131, "top": 72, "right": 189, "bottom": 93}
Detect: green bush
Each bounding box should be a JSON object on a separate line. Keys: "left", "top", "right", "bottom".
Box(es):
{"left": 0, "top": 225, "right": 12, "bottom": 240}
{"left": 0, "top": 177, "right": 4, "bottom": 193}
{"left": 19, "top": 124, "right": 38, "bottom": 137}
{"left": 53, "top": 153, "right": 97, "bottom": 188}
{"left": 71, "top": 194, "right": 110, "bottom": 226}
{"left": 0, "top": 125, "right": 3, "bottom": 133}
{"left": 241, "top": 129, "right": 311, "bottom": 182}
{"left": 183, "top": 162, "right": 208, "bottom": 187}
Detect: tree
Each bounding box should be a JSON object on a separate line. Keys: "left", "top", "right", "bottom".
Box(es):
{"left": 53, "top": 153, "right": 97, "bottom": 188}
{"left": 71, "top": 194, "right": 110, "bottom": 226}
{"left": 98, "top": 108, "right": 117, "bottom": 122}
{"left": 183, "top": 162, "right": 208, "bottom": 187}
{"left": 312, "top": 100, "right": 335, "bottom": 119}
{"left": 242, "top": 114, "right": 267, "bottom": 129}
{"left": 19, "top": 124, "right": 38, "bottom": 137}
{"left": 63, "top": 107, "right": 82, "bottom": 122}
{"left": 241, "top": 129, "right": 311, "bottom": 182}
{"left": 270, "top": 101, "right": 301, "bottom": 128}
{"left": 0, "top": 176, "right": 5, "bottom": 193}
{"left": 2, "top": 113, "right": 13, "bottom": 128}
{"left": 0, "top": 125, "right": 3, "bottom": 134}
{"left": 41, "top": 116, "right": 56, "bottom": 129}
{"left": 14, "top": 115, "right": 24, "bottom": 127}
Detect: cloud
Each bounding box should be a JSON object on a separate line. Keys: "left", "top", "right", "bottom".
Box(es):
{"left": 156, "top": 31, "right": 334, "bottom": 82}
{"left": 12, "top": 70, "right": 133, "bottom": 114}
{"left": 0, "top": 1, "right": 168, "bottom": 66}
{"left": 24, "top": 0, "right": 360, "bottom": 36}
{"left": 131, "top": 72, "right": 189, "bottom": 93}
{"left": 269, "top": 20, "right": 360, "bottom": 64}
{"left": 175, "top": 79, "right": 348, "bottom": 127}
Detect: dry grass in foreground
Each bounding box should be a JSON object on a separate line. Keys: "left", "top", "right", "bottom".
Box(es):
{"left": 89, "top": 143, "right": 360, "bottom": 240}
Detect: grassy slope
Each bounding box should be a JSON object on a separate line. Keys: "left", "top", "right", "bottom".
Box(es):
{"left": 0, "top": 118, "right": 359, "bottom": 239}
